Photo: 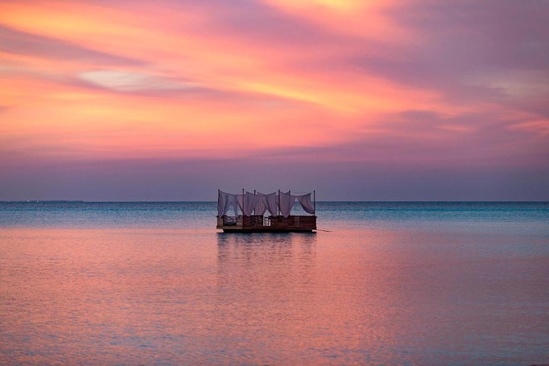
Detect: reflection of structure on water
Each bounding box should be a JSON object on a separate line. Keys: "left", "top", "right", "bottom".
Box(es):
{"left": 217, "top": 190, "right": 317, "bottom": 232}
{"left": 214, "top": 233, "right": 317, "bottom": 345}
{"left": 216, "top": 233, "right": 317, "bottom": 295}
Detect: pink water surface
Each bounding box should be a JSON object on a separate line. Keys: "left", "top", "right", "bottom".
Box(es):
{"left": 1, "top": 226, "right": 547, "bottom": 365}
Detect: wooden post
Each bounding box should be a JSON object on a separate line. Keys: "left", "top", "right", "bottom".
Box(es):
{"left": 313, "top": 190, "right": 316, "bottom": 215}
{"left": 277, "top": 189, "right": 280, "bottom": 217}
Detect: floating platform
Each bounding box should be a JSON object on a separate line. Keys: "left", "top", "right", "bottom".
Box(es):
{"left": 216, "top": 189, "right": 317, "bottom": 233}
{"left": 217, "top": 215, "right": 316, "bottom": 233}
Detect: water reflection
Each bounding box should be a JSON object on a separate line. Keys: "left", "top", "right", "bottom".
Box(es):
{"left": 212, "top": 233, "right": 319, "bottom": 361}
{"left": 216, "top": 232, "right": 317, "bottom": 293}
{"left": 217, "top": 231, "right": 317, "bottom": 246}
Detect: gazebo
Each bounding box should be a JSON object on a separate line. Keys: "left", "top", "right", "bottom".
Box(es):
{"left": 216, "top": 190, "right": 317, "bottom": 232}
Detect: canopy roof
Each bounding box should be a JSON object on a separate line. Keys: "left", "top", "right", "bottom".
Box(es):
{"left": 217, "top": 190, "right": 315, "bottom": 218}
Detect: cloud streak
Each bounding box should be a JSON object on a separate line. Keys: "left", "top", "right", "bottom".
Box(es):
{"left": 0, "top": 25, "right": 144, "bottom": 66}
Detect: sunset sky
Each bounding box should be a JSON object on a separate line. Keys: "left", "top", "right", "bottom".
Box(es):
{"left": 1, "top": 0, "right": 548, "bottom": 201}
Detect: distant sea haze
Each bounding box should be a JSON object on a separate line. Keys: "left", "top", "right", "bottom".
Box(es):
{"left": 0, "top": 201, "right": 548, "bottom": 365}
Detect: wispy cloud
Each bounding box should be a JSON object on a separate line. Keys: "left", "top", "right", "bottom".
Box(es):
{"left": 0, "top": 25, "right": 144, "bottom": 66}
{"left": 78, "top": 70, "right": 198, "bottom": 92}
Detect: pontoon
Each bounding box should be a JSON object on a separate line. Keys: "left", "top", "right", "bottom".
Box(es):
{"left": 216, "top": 190, "right": 317, "bottom": 232}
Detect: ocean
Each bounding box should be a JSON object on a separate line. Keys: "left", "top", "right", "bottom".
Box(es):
{"left": 1, "top": 202, "right": 548, "bottom": 365}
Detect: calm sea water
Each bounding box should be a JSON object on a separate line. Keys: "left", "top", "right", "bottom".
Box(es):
{"left": 1, "top": 202, "right": 548, "bottom": 365}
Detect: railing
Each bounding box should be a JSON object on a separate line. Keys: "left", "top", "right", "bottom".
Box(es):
{"left": 244, "top": 215, "right": 271, "bottom": 227}
{"left": 219, "top": 215, "right": 315, "bottom": 230}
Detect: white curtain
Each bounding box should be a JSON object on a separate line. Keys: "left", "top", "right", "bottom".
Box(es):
{"left": 279, "top": 191, "right": 295, "bottom": 218}
{"left": 255, "top": 194, "right": 267, "bottom": 215}
{"left": 242, "top": 191, "right": 260, "bottom": 216}
{"left": 296, "top": 193, "right": 315, "bottom": 214}
{"left": 219, "top": 190, "right": 313, "bottom": 218}
{"left": 236, "top": 194, "right": 243, "bottom": 214}
{"left": 264, "top": 192, "right": 278, "bottom": 216}
{"left": 232, "top": 195, "right": 241, "bottom": 216}
{"left": 217, "top": 190, "right": 240, "bottom": 217}
{"left": 217, "top": 190, "right": 229, "bottom": 217}
{"left": 257, "top": 192, "right": 278, "bottom": 216}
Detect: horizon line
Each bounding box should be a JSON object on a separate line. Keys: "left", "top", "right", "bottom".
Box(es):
{"left": 1, "top": 200, "right": 548, "bottom": 203}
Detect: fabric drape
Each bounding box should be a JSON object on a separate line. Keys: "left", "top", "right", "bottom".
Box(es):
{"left": 255, "top": 194, "right": 267, "bottom": 215}
{"left": 295, "top": 193, "right": 315, "bottom": 214}
{"left": 236, "top": 194, "right": 243, "bottom": 213}
{"left": 242, "top": 192, "right": 260, "bottom": 216}
{"left": 257, "top": 192, "right": 278, "bottom": 216}
{"left": 217, "top": 190, "right": 240, "bottom": 217}
{"left": 217, "top": 190, "right": 229, "bottom": 217}
{"left": 264, "top": 192, "right": 278, "bottom": 216}
{"left": 279, "top": 191, "right": 295, "bottom": 218}
{"left": 218, "top": 190, "right": 313, "bottom": 218}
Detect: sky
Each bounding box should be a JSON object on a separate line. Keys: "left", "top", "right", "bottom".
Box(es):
{"left": 1, "top": 0, "right": 548, "bottom": 201}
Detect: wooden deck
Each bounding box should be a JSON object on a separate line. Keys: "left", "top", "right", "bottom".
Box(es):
{"left": 217, "top": 215, "right": 316, "bottom": 233}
